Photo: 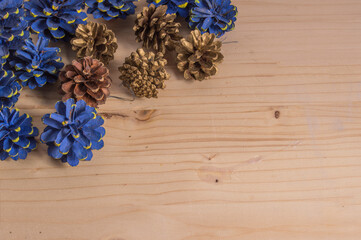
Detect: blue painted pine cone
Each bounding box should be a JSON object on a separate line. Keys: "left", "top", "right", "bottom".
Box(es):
{"left": 147, "top": 0, "right": 191, "bottom": 18}
{"left": 24, "top": 0, "right": 87, "bottom": 41}
{"left": 0, "top": 0, "right": 29, "bottom": 61}
{"left": 86, "top": 0, "right": 137, "bottom": 21}
{"left": 188, "top": 0, "right": 237, "bottom": 37}
{"left": 41, "top": 99, "right": 106, "bottom": 167}
{"left": 0, "top": 107, "right": 38, "bottom": 161}
{"left": 0, "top": 0, "right": 23, "bottom": 19}
{"left": 9, "top": 37, "right": 64, "bottom": 89}
{"left": 0, "top": 42, "right": 9, "bottom": 68}
{"left": 0, "top": 69, "right": 22, "bottom": 109}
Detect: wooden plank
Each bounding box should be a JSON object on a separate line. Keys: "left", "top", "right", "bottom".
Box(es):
{"left": 1, "top": 0, "right": 361, "bottom": 239}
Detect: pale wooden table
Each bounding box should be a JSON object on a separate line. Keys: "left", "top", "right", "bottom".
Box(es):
{"left": 1, "top": 0, "right": 361, "bottom": 239}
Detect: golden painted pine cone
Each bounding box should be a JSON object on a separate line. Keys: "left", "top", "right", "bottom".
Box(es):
{"left": 176, "top": 29, "right": 224, "bottom": 81}
{"left": 119, "top": 48, "right": 169, "bottom": 98}
{"left": 59, "top": 57, "right": 112, "bottom": 107}
{"left": 71, "top": 22, "right": 118, "bottom": 65}
{"left": 134, "top": 4, "right": 181, "bottom": 54}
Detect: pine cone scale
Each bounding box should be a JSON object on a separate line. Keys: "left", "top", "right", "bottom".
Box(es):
{"left": 87, "top": 89, "right": 104, "bottom": 100}
{"left": 61, "top": 80, "right": 74, "bottom": 93}
{"left": 74, "top": 84, "right": 86, "bottom": 97}
{"left": 84, "top": 81, "right": 100, "bottom": 91}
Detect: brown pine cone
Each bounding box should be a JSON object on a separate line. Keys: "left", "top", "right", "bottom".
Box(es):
{"left": 71, "top": 22, "right": 118, "bottom": 65}
{"left": 119, "top": 48, "right": 169, "bottom": 98}
{"left": 176, "top": 29, "right": 224, "bottom": 81}
{"left": 133, "top": 4, "right": 181, "bottom": 54}
{"left": 59, "top": 57, "right": 112, "bottom": 107}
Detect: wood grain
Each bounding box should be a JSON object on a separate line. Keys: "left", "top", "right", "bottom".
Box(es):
{"left": 1, "top": 0, "right": 361, "bottom": 239}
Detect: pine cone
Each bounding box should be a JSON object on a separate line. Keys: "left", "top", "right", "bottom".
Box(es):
{"left": 0, "top": 107, "right": 38, "bottom": 161}
{"left": 59, "top": 57, "right": 111, "bottom": 107}
{"left": 10, "top": 37, "right": 64, "bottom": 89}
{"left": 41, "top": 98, "right": 105, "bottom": 167}
{"left": 85, "top": 0, "right": 137, "bottom": 21}
{"left": 24, "top": 0, "right": 87, "bottom": 41}
{"left": 0, "top": 0, "right": 30, "bottom": 51}
{"left": 0, "top": 69, "right": 22, "bottom": 109}
{"left": 119, "top": 48, "right": 169, "bottom": 98}
{"left": 133, "top": 4, "right": 181, "bottom": 54}
{"left": 146, "top": 0, "right": 192, "bottom": 18}
{"left": 176, "top": 29, "right": 224, "bottom": 81}
{"left": 188, "top": 0, "right": 237, "bottom": 37}
{"left": 71, "top": 21, "right": 118, "bottom": 65}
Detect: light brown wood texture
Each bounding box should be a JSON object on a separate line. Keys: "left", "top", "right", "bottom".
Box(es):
{"left": 2, "top": 0, "right": 361, "bottom": 239}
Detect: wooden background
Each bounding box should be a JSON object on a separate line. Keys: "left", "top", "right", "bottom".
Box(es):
{"left": 1, "top": 0, "right": 361, "bottom": 239}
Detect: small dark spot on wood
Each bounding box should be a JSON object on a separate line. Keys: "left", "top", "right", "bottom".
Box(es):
{"left": 9, "top": 231, "right": 12, "bottom": 234}
{"left": 274, "top": 111, "right": 280, "bottom": 119}
{"left": 215, "top": 179, "right": 219, "bottom": 183}
{"left": 203, "top": 153, "right": 217, "bottom": 161}
{"left": 39, "top": 232, "right": 42, "bottom": 234}
{"left": 145, "top": 146, "right": 148, "bottom": 149}
{"left": 129, "top": 135, "right": 131, "bottom": 138}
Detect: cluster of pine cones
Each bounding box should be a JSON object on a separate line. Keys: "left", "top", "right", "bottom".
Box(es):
{"left": 121, "top": 4, "right": 224, "bottom": 98}
{"left": 60, "top": 4, "right": 224, "bottom": 105}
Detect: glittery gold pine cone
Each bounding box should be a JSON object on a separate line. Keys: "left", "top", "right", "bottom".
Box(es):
{"left": 71, "top": 22, "right": 118, "bottom": 65}
{"left": 133, "top": 4, "right": 181, "bottom": 54}
{"left": 59, "top": 57, "right": 112, "bottom": 107}
{"left": 176, "top": 29, "right": 224, "bottom": 81}
{"left": 119, "top": 48, "right": 169, "bottom": 98}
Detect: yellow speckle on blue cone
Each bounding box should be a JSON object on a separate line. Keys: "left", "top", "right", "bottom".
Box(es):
{"left": 43, "top": 10, "right": 52, "bottom": 16}
{"left": 24, "top": 141, "right": 31, "bottom": 149}
{"left": 54, "top": 34, "right": 65, "bottom": 39}
{"left": 114, "top": 4, "right": 125, "bottom": 9}
{"left": 178, "top": 2, "right": 188, "bottom": 8}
